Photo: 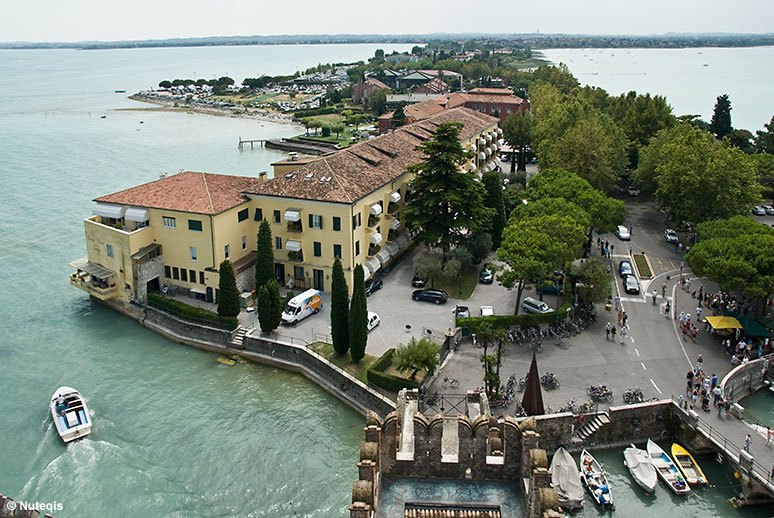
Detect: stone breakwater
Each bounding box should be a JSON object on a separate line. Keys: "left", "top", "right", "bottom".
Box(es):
{"left": 127, "top": 92, "right": 298, "bottom": 126}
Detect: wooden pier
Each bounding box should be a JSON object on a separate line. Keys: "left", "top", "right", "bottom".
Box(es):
{"left": 238, "top": 137, "right": 266, "bottom": 150}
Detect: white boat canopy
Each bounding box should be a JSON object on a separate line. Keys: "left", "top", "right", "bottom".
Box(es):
{"left": 370, "top": 203, "right": 383, "bottom": 216}
{"left": 361, "top": 262, "right": 373, "bottom": 280}
{"left": 285, "top": 240, "right": 302, "bottom": 252}
{"left": 93, "top": 203, "right": 126, "bottom": 219}
{"left": 479, "top": 151, "right": 486, "bottom": 160}
{"left": 284, "top": 209, "right": 301, "bottom": 222}
{"left": 370, "top": 232, "right": 383, "bottom": 245}
{"left": 124, "top": 207, "right": 150, "bottom": 222}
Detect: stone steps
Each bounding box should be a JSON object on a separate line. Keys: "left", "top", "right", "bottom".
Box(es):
{"left": 571, "top": 413, "right": 610, "bottom": 444}
{"left": 230, "top": 327, "right": 247, "bottom": 347}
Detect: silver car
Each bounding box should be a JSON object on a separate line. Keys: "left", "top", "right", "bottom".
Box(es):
{"left": 624, "top": 274, "right": 640, "bottom": 294}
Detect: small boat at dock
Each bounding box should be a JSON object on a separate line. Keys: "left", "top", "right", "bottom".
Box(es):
{"left": 50, "top": 386, "right": 92, "bottom": 442}
{"left": 550, "top": 447, "right": 584, "bottom": 510}
{"left": 647, "top": 439, "right": 691, "bottom": 494}
{"left": 580, "top": 449, "right": 614, "bottom": 508}
{"left": 623, "top": 444, "right": 657, "bottom": 493}
{"left": 671, "top": 443, "right": 708, "bottom": 485}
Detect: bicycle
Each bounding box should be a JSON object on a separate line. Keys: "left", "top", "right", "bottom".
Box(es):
{"left": 540, "top": 373, "right": 560, "bottom": 390}
{"left": 554, "top": 337, "right": 569, "bottom": 349}
{"left": 529, "top": 341, "right": 543, "bottom": 353}
{"left": 442, "top": 376, "right": 460, "bottom": 389}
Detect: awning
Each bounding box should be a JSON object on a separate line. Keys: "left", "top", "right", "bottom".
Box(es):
{"left": 361, "top": 262, "right": 373, "bottom": 280}
{"left": 131, "top": 243, "right": 161, "bottom": 260}
{"left": 284, "top": 209, "right": 301, "bottom": 222}
{"left": 69, "top": 257, "right": 115, "bottom": 279}
{"left": 705, "top": 316, "right": 742, "bottom": 330}
{"left": 497, "top": 128, "right": 503, "bottom": 135}
{"left": 498, "top": 139, "right": 505, "bottom": 146}
{"left": 469, "top": 143, "right": 477, "bottom": 152}
{"left": 190, "top": 288, "right": 206, "bottom": 295}
{"left": 370, "top": 203, "right": 383, "bottom": 216}
{"left": 384, "top": 242, "right": 399, "bottom": 255}
{"left": 486, "top": 134, "right": 492, "bottom": 143}
{"left": 390, "top": 191, "right": 401, "bottom": 203}
{"left": 375, "top": 249, "right": 391, "bottom": 265}
{"left": 124, "top": 207, "right": 149, "bottom": 222}
{"left": 394, "top": 234, "right": 409, "bottom": 248}
{"left": 468, "top": 162, "right": 476, "bottom": 172}
{"left": 285, "top": 240, "right": 302, "bottom": 252}
{"left": 723, "top": 311, "right": 772, "bottom": 337}
{"left": 370, "top": 232, "right": 383, "bottom": 245}
{"left": 479, "top": 152, "right": 486, "bottom": 160}
{"left": 485, "top": 147, "right": 492, "bottom": 157}
{"left": 389, "top": 218, "right": 401, "bottom": 230}
{"left": 365, "top": 257, "right": 381, "bottom": 274}
{"left": 92, "top": 203, "right": 126, "bottom": 219}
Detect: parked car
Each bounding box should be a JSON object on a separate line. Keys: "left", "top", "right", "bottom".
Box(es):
{"left": 411, "top": 274, "right": 426, "bottom": 288}
{"left": 619, "top": 260, "right": 634, "bottom": 278}
{"left": 479, "top": 266, "right": 494, "bottom": 284}
{"left": 412, "top": 288, "right": 448, "bottom": 304}
{"left": 281, "top": 289, "right": 323, "bottom": 325}
{"left": 616, "top": 225, "right": 631, "bottom": 240}
{"left": 364, "top": 278, "right": 383, "bottom": 296}
{"left": 626, "top": 185, "right": 641, "bottom": 196}
{"left": 664, "top": 228, "right": 679, "bottom": 243}
{"left": 540, "top": 281, "right": 564, "bottom": 296}
{"left": 764, "top": 205, "right": 774, "bottom": 215}
{"left": 480, "top": 305, "right": 494, "bottom": 317}
{"left": 522, "top": 297, "right": 552, "bottom": 314}
{"left": 367, "top": 311, "right": 381, "bottom": 331}
{"left": 455, "top": 305, "right": 470, "bottom": 318}
{"left": 624, "top": 274, "right": 640, "bottom": 294}
{"left": 751, "top": 206, "right": 766, "bottom": 216}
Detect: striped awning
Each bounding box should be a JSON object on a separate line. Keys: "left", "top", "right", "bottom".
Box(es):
{"left": 285, "top": 240, "right": 302, "bottom": 252}
{"left": 390, "top": 191, "right": 401, "bottom": 203}
{"left": 394, "top": 234, "right": 409, "bottom": 249}
{"left": 375, "top": 249, "right": 391, "bottom": 265}
{"left": 124, "top": 207, "right": 149, "bottom": 222}
{"left": 361, "top": 262, "right": 373, "bottom": 280}
{"left": 384, "top": 241, "right": 399, "bottom": 255}
{"left": 479, "top": 152, "right": 486, "bottom": 160}
{"left": 365, "top": 257, "right": 381, "bottom": 275}
{"left": 284, "top": 209, "right": 301, "bottom": 222}
{"left": 389, "top": 218, "right": 401, "bottom": 230}
{"left": 69, "top": 257, "right": 115, "bottom": 279}
{"left": 370, "top": 232, "right": 383, "bottom": 245}
{"left": 93, "top": 203, "right": 126, "bottom": 219}
{"left": 370, "top": 203, "right": 383, "bottom": 216}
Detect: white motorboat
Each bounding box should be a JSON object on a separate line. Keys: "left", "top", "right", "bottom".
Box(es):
{"left": 646, "top": 439, "right": 690, "bottom": 495}
{"left": 580, "top": 449, "right": 614, "bottom": 508}
{"left": 623, "top": 444, "right": 658, "bottom": 493}
{"left": 550, "top": 447, "right": 584, "bottom": 510}
{"left": 50, "top": 386, "right": 91, "bottom": 442}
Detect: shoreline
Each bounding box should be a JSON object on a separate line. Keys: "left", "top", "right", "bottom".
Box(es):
{"left": 127, "top": 93, "right": 302, "bottom": 127}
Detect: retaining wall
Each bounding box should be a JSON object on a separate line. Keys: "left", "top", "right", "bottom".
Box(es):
{"left": 720, "top": 353, "right": 773, "bottom": 402}
{"left": 143, "top": 306, "right": 232, "bottom": 346}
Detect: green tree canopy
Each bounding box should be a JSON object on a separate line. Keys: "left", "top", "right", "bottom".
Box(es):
{"left": 414, "top": 253, "right": 443, "bottom": 288}
{"left": 330, "top": 257, "right": 350, "bottom": 356}
{"left": 391, "top": 101, "right": 407, "bottom": 128}
{"left": 255, "top": 220, "right": 274, "bottom": 294}
{"left": 632, "top": 123, "right": 695, "bottom": 197}
{"left": 349, "top": 265, "right": 368, "bottom": 363}
{"left": 257, "top": 280, "right": 282, "bottom": 333}
{"left": 531, "top": 64, "right": 579, "bottom": 94}
{"left": 217, "top": 260, "right": 240, "bottom": 317}
{"left": 502, "top": 110, "right": 534, "bottom": 172}
{"left": 572, "top": 257, "right": 614, "bottom": 304}
{"left": 394, "top": 337, "right": 440, "bottom": 380}
{"left": 367, "top": 88, "right": 388, "bottom": 115}
{"left": 755, "top": 115, "right": 774, "bottom": 154}
{"left": 710, "top": 94, "right": 733, "bottom": 139}
{"left": 403, "top": 122, "right": 494, "bottom": 256}
{"left": 482, "top": 170, "right": 506, "bottom": 248}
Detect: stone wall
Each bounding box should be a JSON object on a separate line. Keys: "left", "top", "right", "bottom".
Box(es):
{"left": 242, "top": 334, "right": 396, "bottom": 417}
{"left": 234, "top": 265, "right": 254, "bottom": 294}
{"left": 721, "top": 353, "right": 773, "bottom": 402}
{"left": 134, "top": 254, "right": 164, "bottom": 305}
{"left": 143, "top": 306, "right": 232, "bottom": 346}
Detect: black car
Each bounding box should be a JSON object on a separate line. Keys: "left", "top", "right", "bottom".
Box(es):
{"left": 479, "top": 266, "right": 494, "bottom": 284}
{"left": 541, "top": 282, "right": 564, "bottom": 296}
{"left": 412, "top": 288, "right": 448, "bottom": 304}
{"left": 364, "top": 278, "right": 383, "bottom": 296}
{"left": 411, "top": 274, "right": 426, "bottom": 288}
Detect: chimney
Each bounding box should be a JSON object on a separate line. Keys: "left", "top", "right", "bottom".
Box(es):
{"left": 257, "top": 171, "right": 267, "bottom": 182}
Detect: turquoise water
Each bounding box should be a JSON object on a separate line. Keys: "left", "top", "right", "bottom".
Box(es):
{"left": 741, "top": 388, "right": 774, "bottom": 428}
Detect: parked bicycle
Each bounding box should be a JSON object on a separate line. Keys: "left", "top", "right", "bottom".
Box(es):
{"left": 442, "top": 376, "right": 460, "bottom": 389}
{"left": 540, "top": 372, "right": 560, "bottom": 390}
{"left": 622, "top": 386, "right": 645, "bottom": 404}
{"left": 587, "top": 384, "right": 614, "bottom": 402}
{"left": 529, "top": 341, "right": 543, "bottom": 353}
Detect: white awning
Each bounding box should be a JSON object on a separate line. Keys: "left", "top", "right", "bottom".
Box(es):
{"left": 479, "top": 152, "right": 486, "bottom": 160}
{"left": 124, "top": 207, "right": 149, "bottom": 222}
{"left": 93, "top": 203, "right": 126, "bottom": 219}
{"left": 497, "top": 128, "right": 503, "bottom": 135}
{"left": 469, "top": 143, "right": 477, "bottom": 152}
{"left": 370, "top": 203, "right": 383, "bottom": 216}
{"left": 389, "top": 218, "right": 401, "bottom": 230}
{"left": 370, "top": 232, "right": 383, "bottom": 245}
{"left": 361, "top": 262, "right": 373, "bottom": 280}
{"left": 394, "top": 234, "right": 409, "bottom": 249}
{"left": 486, "top": 134, "right": 492, "bottom": 143}
{"left": 492, "top": 142, "right": 499, "bottom": 151}
{"left": 365, "top": 257, "right": 381, "bottom": 274}
{"left": 285, "top": 240, "right": 302, "bottom": 252}
{"left": 190, "top": 288, "right": 206, "bottom": 295}
{"left": 390, "top": 191, "right": 401, "bottom": 203}
{"left": 284, "top": 209, "right": 301, "bottom": 222}
{"left": 468, "top": 162, "right": 476, "bottom": 172}
{"left": 485, "top": 147, "right": 492, "bottom": 157}
{"left": 375, "top": 249, "right": 391, "bottom": 265}
{"left": 498, "top": 139, "right": 505, "bottom": 146}
{"left": 384, "top": 241, "right": 399, "bottom": 255}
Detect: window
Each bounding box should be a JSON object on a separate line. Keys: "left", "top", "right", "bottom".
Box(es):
{"left": 224, "top": 244, "right": 230, "bottom": 259}
{"left": 294, "top": 266, "right": 304, "bottom": 279}
{"left": 163, "top": 216, "right": 176, "bottom": 229}
{"left": 333, "top": 244, "right": 342, "bottom": 258}
{"left": 352, "top": 213, "right": 361, "bottom": 229}
{"left": 273, "top": 210, "right": 281, "bottom": 223}
{"left": 172, "top": 267, "right": 179, "bottom": 280}
{"left": 199, "top": 271, "right": 205, "bottom": 284}
{"left": 190, "top": 247, "right": 197, "bottom": 261}
{"left": 333, "top": 216, "right": 341, "bottom": 231}
{"left": 188, "top": 219, "right": 203, "bottom": 232}
{"left": 254, "top": 208, "right": 263, "bottom": 221}
{"left": 275, "top": 237, "right": 282, "bottom": 250}
{"left": 355, "top": 240, "right": 360, "bottom": 256}
{"left": 106, "top": 244, "right": 114, "bottom": 258}
{"left": 242, "top": 236, "right": 247, "bottom": 251}
{"left": 313, "top": 242, "right": 322, "bottom": 257}
{"left": 238, "top": 208, "right": 249, "bottom": 222}
{"left": 164, "top": 265, "right": 171, "bottom": 278}
{"left": 506, "top": 106, "right": 511, "bottom": 114}
{"left": 309, "top": 214, "right": 323, "bottom": 229}
{"left": 181, "top": 269, "right": 188, "bottom": 282}
{"left": 189, "top": 269, "right": 196, "bottom": 282}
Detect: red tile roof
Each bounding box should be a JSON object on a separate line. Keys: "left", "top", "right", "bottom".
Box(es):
{"left": 95, "top": 172, "right": 258, "bottom": 215}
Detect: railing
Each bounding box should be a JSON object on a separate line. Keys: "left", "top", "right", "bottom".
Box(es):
{"left": 417, "top": 392, "right": 468, "bottom": 417}
{"left": 70, "top": 276, "right": 119, "bottom": 299}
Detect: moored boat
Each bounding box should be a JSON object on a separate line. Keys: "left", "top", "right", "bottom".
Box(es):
{"left": 50, "top": 386, "right": 91, "bottom": 442}
{"left": 579, "top": 449, "right": 614, "bottom": 508}
{"left": 671, "top": 443, "right": 708, "bottom": 485}
{"left": 623, "top": 444, "right": 658, "bottom": 493}
{"left": 647, "top": 439, "right": 690, "bottom": 494}
{"left": 550, "top": 447, "right": 584, "bottom": 510}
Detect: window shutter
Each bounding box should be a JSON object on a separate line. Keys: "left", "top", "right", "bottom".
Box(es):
{"left": 319, "top": 217, "right": 323, "bottom": 230}
{"left": 309, "top": 214, "right": 313, "bottom": 228}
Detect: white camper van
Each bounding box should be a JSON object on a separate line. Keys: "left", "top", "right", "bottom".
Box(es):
{"left": 281, "top": 289, "right": 323, "bottom": 325}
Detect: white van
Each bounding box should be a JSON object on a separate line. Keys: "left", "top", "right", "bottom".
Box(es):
{"left": 281, "top": 289, "right": 323, "bottom": 325}
{"left": 522, "top": 297, "right": 553, "bottom": 314}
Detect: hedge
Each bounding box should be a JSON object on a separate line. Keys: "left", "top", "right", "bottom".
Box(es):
{"left": 147, "top": 292, "right": 238, "bottom": 330}
{"left": 366, "top": 348, "right": 419, "bottom": 392}
{"left": 458, "top": 298, "right": 573, "bottom": 334}
{"left": 292, "top": 106, "right": 338, "bottom": 118}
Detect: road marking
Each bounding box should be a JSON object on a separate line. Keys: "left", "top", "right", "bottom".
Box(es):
{"left": 670, "top": 280, "right": 694, "bottom": 367}
{"left": 630, "top": 336, "right": 636, "bottom": 344}
{"left": 634, "top": 348, "right": 640, "bottom": 356}
{"left": 641, "top": 362, "right": 647, "bottom": 371}
{"left": 650, "top": 378, "right": 662, "bottom": 394}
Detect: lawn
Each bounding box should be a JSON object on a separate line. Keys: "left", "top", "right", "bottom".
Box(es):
{"left": 632, "top": 253, "right": 653, "bottom": 279}
{"left": 307, "top": 341, "right": 377, "bottom": 383}
{"left": 432, "top": 266, "right": 479, "bottom": 299}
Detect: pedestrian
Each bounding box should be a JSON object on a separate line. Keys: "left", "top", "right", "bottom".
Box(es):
{"left": 611, "top": 325, "right": 617, "bottom": 341}
{"left": 662, "top": 283, "right": 667, "bottom": 297}
{"left": 711, "top": 373, "right": 718, "bottom": 389}
{"left": 767, "top": 427, "right": 773, "bottom": 447}
{"left": 713, "top": 385, "right": 722, "bottom": 405}
{"left": 678, "top": 394, "right": 685, "bottom": 408}
{"left": 665, "top": 301, "right": 671, "bottom": 316}
{"left": 691, "top": 325, "right": 698, "bottom": 342}
{"left": 744, "top": 433, "right": 752, "bottom": 453}
{"left": 679, "top": 242, "right": 684, "bottom": 254}
{"left": 686, "top": 370, "right": 694, "bottom": 393}
{"left": 620, "top": 327, "right": 627, "bottom": 344}
{"left": 717, "top": 398, "right": 724, "bottom": 417}
{"left": 617, "top": 310, "right": 622, "bottom": 325}
{"left": 696, "top": 306, "right": 702, "bottom": 318}
{"left": 597, "top": 237, "right": 601, "bottom": 249}
{"left": 691, "top": 389, "right": 698, "bottom": 408}
{"left": 698, "top": 286, "right": 704, "bottom": 302}
{"left": 652, "top": 290, "right": 658, "bottom": 305}
{"left": 725, "top": 399, "right": 732, "bottom": 415}
{"left": 615, "top": 295, "right": 621, "bottom": 311}
{"left": 683, "top": 324, "right": 689, "bottom": 340}
{"left": 679, "top": 312, "right": 686, "bottom": 326}
{"left": 629, "top": 224, "right": 633, "bottom": 235}
{"left": 686, "top": 278, "right": 692, "bottom": 290}
{"left": 674, "top": 241, "right": 679, "bottom": 252}
{"left": 697, "top": 354, "right": 703, "bottom": 367}
{"left": 622, "top": 312, "right": 628, "bottom": 327}
{"left": 686, "top": 313, "right": 691, "bottom": 324}
{"left": 606, "top": 322, "right": 611, "bottom": 341}
{"left": 610, "top": 244, "right": 614, "bottom": 256}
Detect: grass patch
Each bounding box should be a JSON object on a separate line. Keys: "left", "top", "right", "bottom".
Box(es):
{"left": 632, "top": 253, "right": 653, "bottom": 279}
{"left": 432, "top": 266, "right": 479, "bottom": 299}
{"left": 307, "top": 341, "right": 377, "bottom": 383}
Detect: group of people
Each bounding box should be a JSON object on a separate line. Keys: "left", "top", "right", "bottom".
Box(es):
{"left": 604, "top": 321, "right": 626, "bottom": 344}
{"left": 681, "top": 362, "right": 728, "bottom": 416}
{"left": 596, "top": 237, "right": 615, "bottom": 259}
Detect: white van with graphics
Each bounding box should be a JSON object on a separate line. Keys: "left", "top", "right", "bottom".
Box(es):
{"left": 281, "top": 289, "right": 323, "bottom": 325}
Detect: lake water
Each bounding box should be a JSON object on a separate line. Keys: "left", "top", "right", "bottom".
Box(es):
{"left": 0, "top": 43, "right": 769, "bottom": 517}
{"left": 540, "top": 47, "right": 774, "bottom": 132}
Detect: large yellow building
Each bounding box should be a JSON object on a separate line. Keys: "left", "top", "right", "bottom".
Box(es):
{"left": 70, "top": 107, "right": 500, "bottom": 306}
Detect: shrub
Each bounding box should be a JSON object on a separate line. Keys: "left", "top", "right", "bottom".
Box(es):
{"left": 458, "top": 298, "right": 573, "bottom": 333}
{"left": 366, "top": 349, "right": 419, "bottom": 391}
{"left": 147, "top": 292, "right": 237, "bottom": 330}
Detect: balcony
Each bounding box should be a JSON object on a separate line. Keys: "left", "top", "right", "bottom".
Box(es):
{"left": 69, "top": 258, "right": 119, "bottom": 301}
{"left": 287, "top": 250, "right": 304, "bottom": 262}
{"left": 286, "top": 220, "right": 303, "bottom": 233}
{"left": 368, "top": 214, "right": 381, "bottom": 228}
{"left": 70, "top": 275, "right": 119, "bottom": 300}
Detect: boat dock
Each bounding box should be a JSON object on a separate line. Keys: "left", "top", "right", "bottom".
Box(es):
{"left": 237, "top": 137, "right": 266, "bottom": 150}
{"left": 239, "top": 137, "right": 337, "bottom": 155}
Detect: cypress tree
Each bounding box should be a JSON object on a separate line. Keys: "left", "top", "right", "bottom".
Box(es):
{"left": 482, "top": 170, "right": 506, "bottom": 248}
{"left": 330, "top": 257, "right": 350, "bottom": 356}
{"left": 710, "top": 94, "right": 732, "bottom": 139}
{"left": 255, "top": 219, "right": 275, "bottom": 293}
{"left": 348, "top": 264, "right": 368, "bottom": 363}
{"left": 217, "top": 260, "right": 240, "bottom": 317}
{"left": 257, "top": 279, "right": 282, "bottom": 333}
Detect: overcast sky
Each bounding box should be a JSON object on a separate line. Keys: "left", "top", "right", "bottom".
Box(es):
{"left": 2, "top": 0, "right": 772, "bottom": 43}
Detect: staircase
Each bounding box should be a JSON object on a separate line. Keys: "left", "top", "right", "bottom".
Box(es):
{"left": 571, "top": 412, "right": 611, "bottom": 444}
{"left": 230, "top": 326, "right": 248, "bottom": 348}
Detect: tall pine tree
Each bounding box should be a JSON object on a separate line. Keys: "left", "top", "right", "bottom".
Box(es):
{"left": 257, "top": 279, "right": 282, "bottom": 333}
{"left": 255, "top": 219, "right": 274, "bottom": 293}
{"left": 217, "top": 260, "right": 240, "bottom": 317}
{"left": 348, "top": 264, "right": 368, "bottom": 363}
{"left": 482, "top": 170, "right": 506, "bottom": 248}
{"left": 710, "top": 94, "right": 732, "bottom": 139}
{"left": 330, "top": 257, "right": 350, "bottom": 355}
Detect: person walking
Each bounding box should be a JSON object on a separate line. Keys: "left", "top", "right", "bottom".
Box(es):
{"left": 611, "top": 325, "right": 617, "bottom": 342}
{"left": 629, "top": 224, "right": 633, "bottom": 235}
{"left": 679, "top": 312, "right": 686, "bottom": 326}
{"left": 767, "top": 427, "right": 773, "bottom": 447}
{"left": 717, "top": 398, "right": 724, "bottom": 417}
{"left": 744, "top": 433, "right": 752, "bottom": 453}
{"left": 711, "top": 373, "right": 718, "bottom": 389}
{"left": 696, "top": 306, "right": 702, "bottom": 319}
{"left": 614, "top": 295, "right": 621, "bottom": 311}
{"left": 620, "top": 327, "right": 627, "bottom": 344}
{"left": 686, "top": 370, "right": 694, "bottom": 393}
{"left": 662, "top": 283, "right": 667, "bottom": 297}
{"left": 665, "top": 301, "right": 671, "bottom": 317}
{"left": 652, "top": 290, "right": 658, "bottom": 305}
{"left": 605, "top": 322, "right": 611, "bottom": 341}
{"left": 617, "top": 310, "right": 622, "bottom": 325}
{"left": 622, "top": 312, "right": 628, "bottom": 327}
{"left": 713, "top": 385, "right": 722, "bottom": 405}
